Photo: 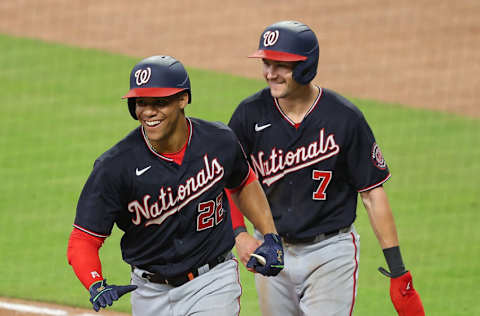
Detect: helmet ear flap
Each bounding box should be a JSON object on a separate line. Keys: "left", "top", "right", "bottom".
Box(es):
{"left": 292, "top": 47, "right": 319, "bottom": 85}
{"left": 128, "top": 98, "right": 137, "bottom": 120}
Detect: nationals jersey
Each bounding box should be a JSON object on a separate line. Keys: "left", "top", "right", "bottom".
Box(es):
{"left": 228, "top": 87, "right": 391, "bottom": 240}
{"left": 74, "top": 117, "right": 250, "bottom": 277}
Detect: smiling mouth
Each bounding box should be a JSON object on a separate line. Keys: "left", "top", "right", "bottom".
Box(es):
{"left": 145, "top": 120, "right": 161, "bottom": 127}
{"left": 268, "top": 80, "right": 284, "bottom": 86}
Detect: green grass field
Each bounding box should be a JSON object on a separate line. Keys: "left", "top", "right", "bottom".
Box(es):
{"left": 1, "top": 34, "right": 479, "bottom": 315}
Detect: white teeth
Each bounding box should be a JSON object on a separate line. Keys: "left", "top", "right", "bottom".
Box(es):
{"left": 146, "top": 120, "right": 161, "bottom": 126}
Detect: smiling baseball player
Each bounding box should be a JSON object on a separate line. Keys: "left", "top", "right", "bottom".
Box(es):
{"left": 67, "top": 55, "right": 284, "bottom": 316}
{"left": 228, "top": 21, "right": 425, "bottom": 316}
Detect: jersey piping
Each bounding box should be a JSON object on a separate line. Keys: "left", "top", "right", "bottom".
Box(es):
{"left": 140, "top": 117, "right": 193, "bottom": 162}
{"left": 357, "top": 173, "right": 391, "bottom": 193}
{"left": 228, "top": 166, "right": 256, "bottom": 193}
{"left": 273, "top": 87, "right": 323, "bottom": 127}
{"left": 348, "top": 232, "right": 359, "bottom": 316}
{"left": 72, "top": 224, "right": 109, "bottom": 238}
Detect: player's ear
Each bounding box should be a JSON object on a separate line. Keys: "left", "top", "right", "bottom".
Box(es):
{"left": 177, "top": 91, "right": 189, "bottom": 110}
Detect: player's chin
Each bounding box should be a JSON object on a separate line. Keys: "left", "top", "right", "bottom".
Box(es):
{"left": 143, "top": 124, "right": 166, "bottom": 141}
{"left": 269, "top": 85, "right": 286, "bottom": 98}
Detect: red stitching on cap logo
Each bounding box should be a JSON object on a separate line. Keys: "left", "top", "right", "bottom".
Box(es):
{"left": 263, "top": 30, "right": 279, "bottom": 47}
{"left": 135, "top": 67, "right": 152, "bottom": 86}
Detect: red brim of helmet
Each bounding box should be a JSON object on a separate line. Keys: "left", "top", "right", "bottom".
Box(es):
{"left": 122, "top": 87, "right": 186, "bottom": 99}
{"left": 248, "top": 49, "right": 307, "bottom": 62}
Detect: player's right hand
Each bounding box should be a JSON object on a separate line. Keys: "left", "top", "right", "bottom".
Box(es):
{"left": 235, "top": 232, "right": 262, "bottom": 267}
{"left": 247, "top": 233, "right": 284, "bottom": 276}
{"left": 89, "top": 279, "right": 137, "bottom": 312}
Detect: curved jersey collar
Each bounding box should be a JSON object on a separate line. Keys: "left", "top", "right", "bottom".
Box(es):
{"left": 273, "top": 86, "right": 323, "bottom": 128}
{"left": 141, "top": 117, "right": 193, "bottom": 163}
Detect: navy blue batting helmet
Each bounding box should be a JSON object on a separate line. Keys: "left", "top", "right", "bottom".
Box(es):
{"left": 122, "top": 55, "right": 191, "bottom": 120}
{"left": 249, "top": 21, "right": 319, "bottom": 85}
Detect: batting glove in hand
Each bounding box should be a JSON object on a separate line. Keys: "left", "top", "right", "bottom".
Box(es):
{"left": 247, "top": 233, "right": 284, "bottom": 276}
{"left": 89, "top": 279, "right": 137, "bottom": 312}
{"left": 379, "top": 268, "right": 425, "bottom": 316}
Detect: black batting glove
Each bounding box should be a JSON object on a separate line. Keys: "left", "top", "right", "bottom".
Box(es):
{"left": 247, "top": 233, "right": 284, "bottom": 276}
{"left": 89, "top": 279, "right": 137, "bottom": 312}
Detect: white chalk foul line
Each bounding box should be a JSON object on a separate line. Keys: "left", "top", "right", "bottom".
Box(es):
{"left": 0, "top": 300, "right": 67, "bottom": 315}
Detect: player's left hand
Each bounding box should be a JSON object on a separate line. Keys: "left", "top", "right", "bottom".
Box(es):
{"left": 247, "top": 233, "right": 284, "bottom": 276}
{"left": 379, "top": 268, "right": 425, "bottom": 316}
{"left": 89, "top": 279, "right": 137, "bottom": 312}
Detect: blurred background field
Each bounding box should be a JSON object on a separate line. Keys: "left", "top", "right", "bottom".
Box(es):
{"left": 1, "top": 34, "right": 479, "bottom": 315}
{"left": 1, "top": 1, "right": 479, "bottom": 315}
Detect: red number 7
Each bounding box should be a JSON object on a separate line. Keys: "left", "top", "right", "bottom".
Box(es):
{"left": 312, "top": 170, "right": 332, "bottom": 200}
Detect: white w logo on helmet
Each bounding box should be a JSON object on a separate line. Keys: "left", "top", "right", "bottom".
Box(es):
{"left": 263, "top": 30, "right": 279, "bottom": 47}
{"left": 134, "top": 67, "right": 152, "bottom": 86}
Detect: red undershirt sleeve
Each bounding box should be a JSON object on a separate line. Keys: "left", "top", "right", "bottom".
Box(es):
{"left": 226, "top": 189, "right": 246, "bottom": 230}
{"left": 67, "top": 227, "right": 105, "bottom": 290}
{"left": 226, "top": 166, "right": 257, "bottom": 231}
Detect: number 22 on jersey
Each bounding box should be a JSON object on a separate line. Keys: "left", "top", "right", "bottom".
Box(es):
{"left": 197, "top": 192, "right": 225, "bottom": 231}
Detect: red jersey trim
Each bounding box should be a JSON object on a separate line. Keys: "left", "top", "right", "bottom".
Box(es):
{"left": 304, "top": 86, "right": 323, "bottom": 117}
{"left": 357, "top": 173, "right": 391, "bottom": 193}
{"left": 273, "top": 86, "right": 323, "bottom": 127}
{"left": 162, "top": 120, "right": 191, "bottom": 165}
{"left": 349, "top": 232, "right": 359, "bottom": 316}
{"left": 141, "top": 117, "right": 193, "bottom": 162}
{"left": 233, "top": 258, "right": 242, "bottom": 316}
{"left": 72, "top": 224, "right": 109, "bottom": 238}
{"left": 228, "top": 166, "right": 257, "bottom": 193}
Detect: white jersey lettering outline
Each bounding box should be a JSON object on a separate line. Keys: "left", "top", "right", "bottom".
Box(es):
{"left": 250, "top": 128, "right": 340, "bottom": 186}
{"left": 127, "top": 154, "right": 224, "bottom": 226}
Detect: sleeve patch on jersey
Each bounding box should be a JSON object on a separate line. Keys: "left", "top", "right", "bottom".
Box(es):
{"left": 371, "top": 143, "right": 387, "bottom": 170}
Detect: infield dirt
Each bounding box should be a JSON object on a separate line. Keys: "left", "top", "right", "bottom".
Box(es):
{"left": 1, "top": 0, "right": 479, "bottom": 118}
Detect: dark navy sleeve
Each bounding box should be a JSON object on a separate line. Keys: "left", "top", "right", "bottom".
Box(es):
{"left": 224, "top": 131, "right": 251, "bottom": 190}
{"left": 228, "top": 103, "right": 253, "bottom": 156}
{"left": 73, "top": 159, "right": 125, "bottom": 237}
{"left": 345, "top": 115, "right": 391, "bottom": 192}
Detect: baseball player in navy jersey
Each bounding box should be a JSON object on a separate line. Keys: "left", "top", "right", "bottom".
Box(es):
{"left": 227, "top": 21, "right": 425, "bottom": 315}
{"left": 67, "top": 55, "right": 284, "bottom": 315}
